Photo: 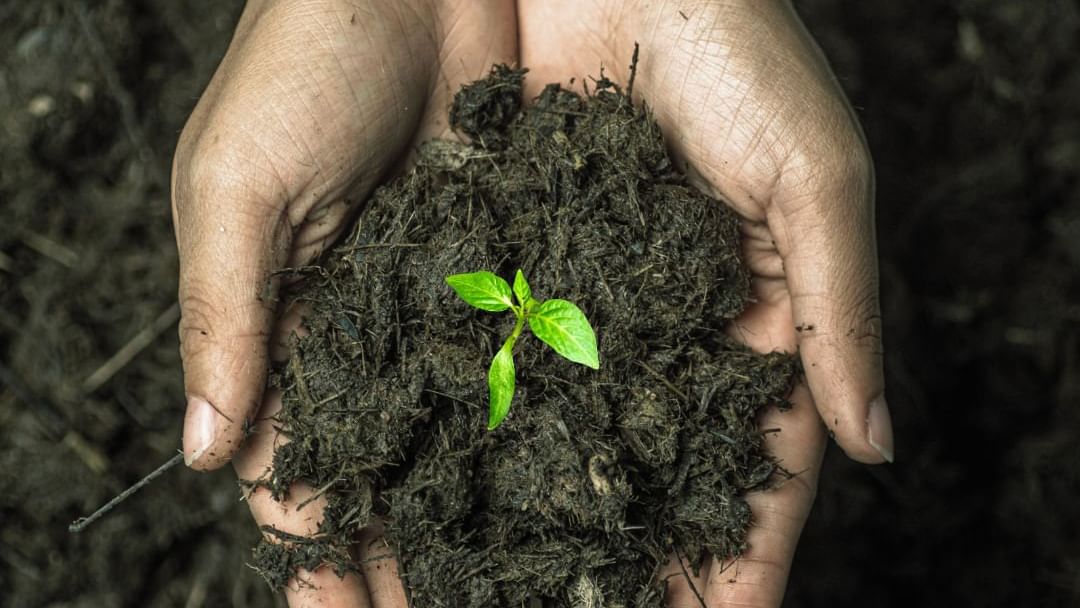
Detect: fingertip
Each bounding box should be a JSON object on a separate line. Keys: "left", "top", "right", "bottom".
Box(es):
{"left": 183, "top": 394, "right": 247, "bottom": 470}
{"left": 826, "top": 394, "right": 893, "bottom": 465}
{"left": 797, "top": 328, "right": 891, "bottom": 465}
{"left": 178, "top": 305, "right": 272, "bottom": 470}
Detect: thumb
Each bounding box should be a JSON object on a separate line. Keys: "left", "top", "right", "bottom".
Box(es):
{"left": 171, "top": 137, "right": 290, "bottom": 471}
{"left": 773, "top": 150, "right": 894, "bottom": 465}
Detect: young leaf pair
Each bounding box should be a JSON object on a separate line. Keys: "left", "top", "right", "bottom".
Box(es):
{"left": 446, "top": 270, "right": 600, "bottom": 429}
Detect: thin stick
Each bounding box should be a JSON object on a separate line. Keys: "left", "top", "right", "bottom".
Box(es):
{"left": 69, "top": 452, "right": 184, "bottom": 533}
{"left": 636, "top": 360, "right": 689, "bottom": 401}
{"left": 671, "top": 544, "right": 707, "bottom": 608}
{"left": 423, "top": 388, "right": 482, "bottom": 410}
{"left": 82, "top": 302, "right": 180, "bottom": 394}
{"left": 295, "top": 479, "right": 337, "bottom": 511}
{"left": 355, "top": 242, "right": 423, "bottom": 249}
{"left": 22, "top": 231, "right": 78, "bottom": 268}
{"left": 626, "top": 42, "right": 641, "bottom": 101}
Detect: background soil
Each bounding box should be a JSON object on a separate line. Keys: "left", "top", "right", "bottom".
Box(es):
{"left": 0, "top": 1, "right": 1076, "bottom": 607}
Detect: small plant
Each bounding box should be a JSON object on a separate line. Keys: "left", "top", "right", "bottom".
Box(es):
{"left": 446, "top": 269, "right": 600, "bottom": 430}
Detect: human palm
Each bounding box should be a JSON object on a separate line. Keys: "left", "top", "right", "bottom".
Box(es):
{"left": 174, "top": 1, "right": 889, "bottom": 606}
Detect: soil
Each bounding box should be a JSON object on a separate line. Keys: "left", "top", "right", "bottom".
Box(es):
{"left": 0, "top": 2, "right": 276, "bottom": 607}
{"left": 1, "top": 1, "right": 1078, "bottom": 607}
{"left": 251, "top": 66, "right": 797, "bottom": 606}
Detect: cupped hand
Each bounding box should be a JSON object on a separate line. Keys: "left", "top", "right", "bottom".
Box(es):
{"left": 171, "top": 0, "right": 515, "bottom": 604}
{"left": 519, "top": 0, "right": 892, "bottom": 605}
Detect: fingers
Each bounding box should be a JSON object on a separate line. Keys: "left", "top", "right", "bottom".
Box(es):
{"left": 356, "top": 525, "right": 409, "bottom": 606}
{"left": 663, "top": 300, "right": 826, "bottom": 608}
{"left": 235, "top": 307, "right": 371, "bottom": 607}
{"left": 702, "top": 383, "right": 824, "bottom": 608}
{"left": 660, "top": 285, "right": 825, "bottom": 608}
{"left": 235, "top": 309, "right": 408, "bottom": 607}
{"left": 235, "top": 385, "right": 374, "bottom": 608}
{"left": 752, "top": 0, "right": 893, "bottom": 465}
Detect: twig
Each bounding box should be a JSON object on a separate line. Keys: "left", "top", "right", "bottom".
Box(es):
{"left": 671, "top": 544, "right": 707, "bottom": 608}
{"left": 69, "top": 452, "right": 184, "bottom": 533}
{"left": 626, "top": 42, "right": 641, "bottom": 101}
{"left": 355, "top": 243, "right": 423, "bottom": 249}
{"left": 423, "top": 388, "right": 482, "bottom": 411}
{"left": 636, "top": 360, "right": 689, "bottom": 401}
{"left": 22, "top": 231, "right": 78, "bottom": 268}
{"left": 63, "top": 430, "right": 110, "bottom": 474}
{"left": 82, "top": 302, "right": 181, "bottom": 394}
{"left": 260, "top": 525, "right": 328, "bottom": 545}
{"left": 295, "top": 479, "right": 337, "bottom": 511}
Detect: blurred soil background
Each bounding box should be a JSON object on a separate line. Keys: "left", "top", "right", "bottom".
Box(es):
{"left": 0, "top": 2, "right": 278, "bottom": 607}
{"left": 0, "top": 1, "right": 1076, "bottom": 607}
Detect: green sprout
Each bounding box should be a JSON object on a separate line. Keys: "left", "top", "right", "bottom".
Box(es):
{"left": 445, "top": 269, "right": 600, "bottom": 430}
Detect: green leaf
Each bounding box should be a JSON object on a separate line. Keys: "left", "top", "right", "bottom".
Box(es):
{"left": 487, "top": 342, "right": 516, "bottom": 430}
{"left": 513, "top": 269, "right": 532, "bottom": 307}
{"left": 528, "top": 299, "right": 600, "bottom": 369}
{"left": 446, "top": 271, "right": 513, "bottom": 312}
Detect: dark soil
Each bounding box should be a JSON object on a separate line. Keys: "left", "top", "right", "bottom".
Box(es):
{"left": 253, "top": 66, "right": 797, "bottom": 606}
{"left": 2, "top": 1, "right": 1078, "bottom": 607}
{"left": 0, "top": 2, "right": 276, "bottom": 607}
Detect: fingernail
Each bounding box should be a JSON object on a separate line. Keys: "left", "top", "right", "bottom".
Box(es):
{"left": 183, "top": 395, "right": 218, "bottom": 467}
{"left": 867, "top": 394, "right": 895, "bottom": 463}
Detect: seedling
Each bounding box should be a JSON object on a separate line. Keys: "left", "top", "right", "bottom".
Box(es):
{"left": 445, "top": 269, "right": 600, "bottom": 429}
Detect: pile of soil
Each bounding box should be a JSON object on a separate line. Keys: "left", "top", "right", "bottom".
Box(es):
{"left": 253, "top": 66, "right": 797, "bottom": 605}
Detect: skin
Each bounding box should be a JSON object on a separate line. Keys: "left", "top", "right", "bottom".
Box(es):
{"left": 171, "top": 0, "right": 892, "bottom": 606}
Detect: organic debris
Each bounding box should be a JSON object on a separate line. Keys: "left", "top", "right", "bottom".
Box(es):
{"left": 252, "top": 64, "right": 797, "bottom": 606}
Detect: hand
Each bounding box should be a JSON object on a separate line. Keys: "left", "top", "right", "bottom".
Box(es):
{"left": 171, "top": 0, "right": 515, "bottom": 604}
{"left": 518, "top": 0, "right": 892, "bottom": 605}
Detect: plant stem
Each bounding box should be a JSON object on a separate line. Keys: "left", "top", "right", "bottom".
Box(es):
{"left": 502, "top": 309, "right": 526, "bottom": 353}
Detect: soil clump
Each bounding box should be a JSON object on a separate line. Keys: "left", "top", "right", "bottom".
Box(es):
{"left": 252, "top": 65, "right": 797, "bottom": 606}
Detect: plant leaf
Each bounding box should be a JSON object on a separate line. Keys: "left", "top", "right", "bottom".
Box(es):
{"left": 528, "top": 299, "right": 600, "bottom": 369}
{"left": 446, "top": 271, "right": 513, "bottom": 312}
{"left": 513, "top": 269, "right": 532, "bottom": 307}
{"left": 487, "top": 342, "right": 516, "bottom": 430}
